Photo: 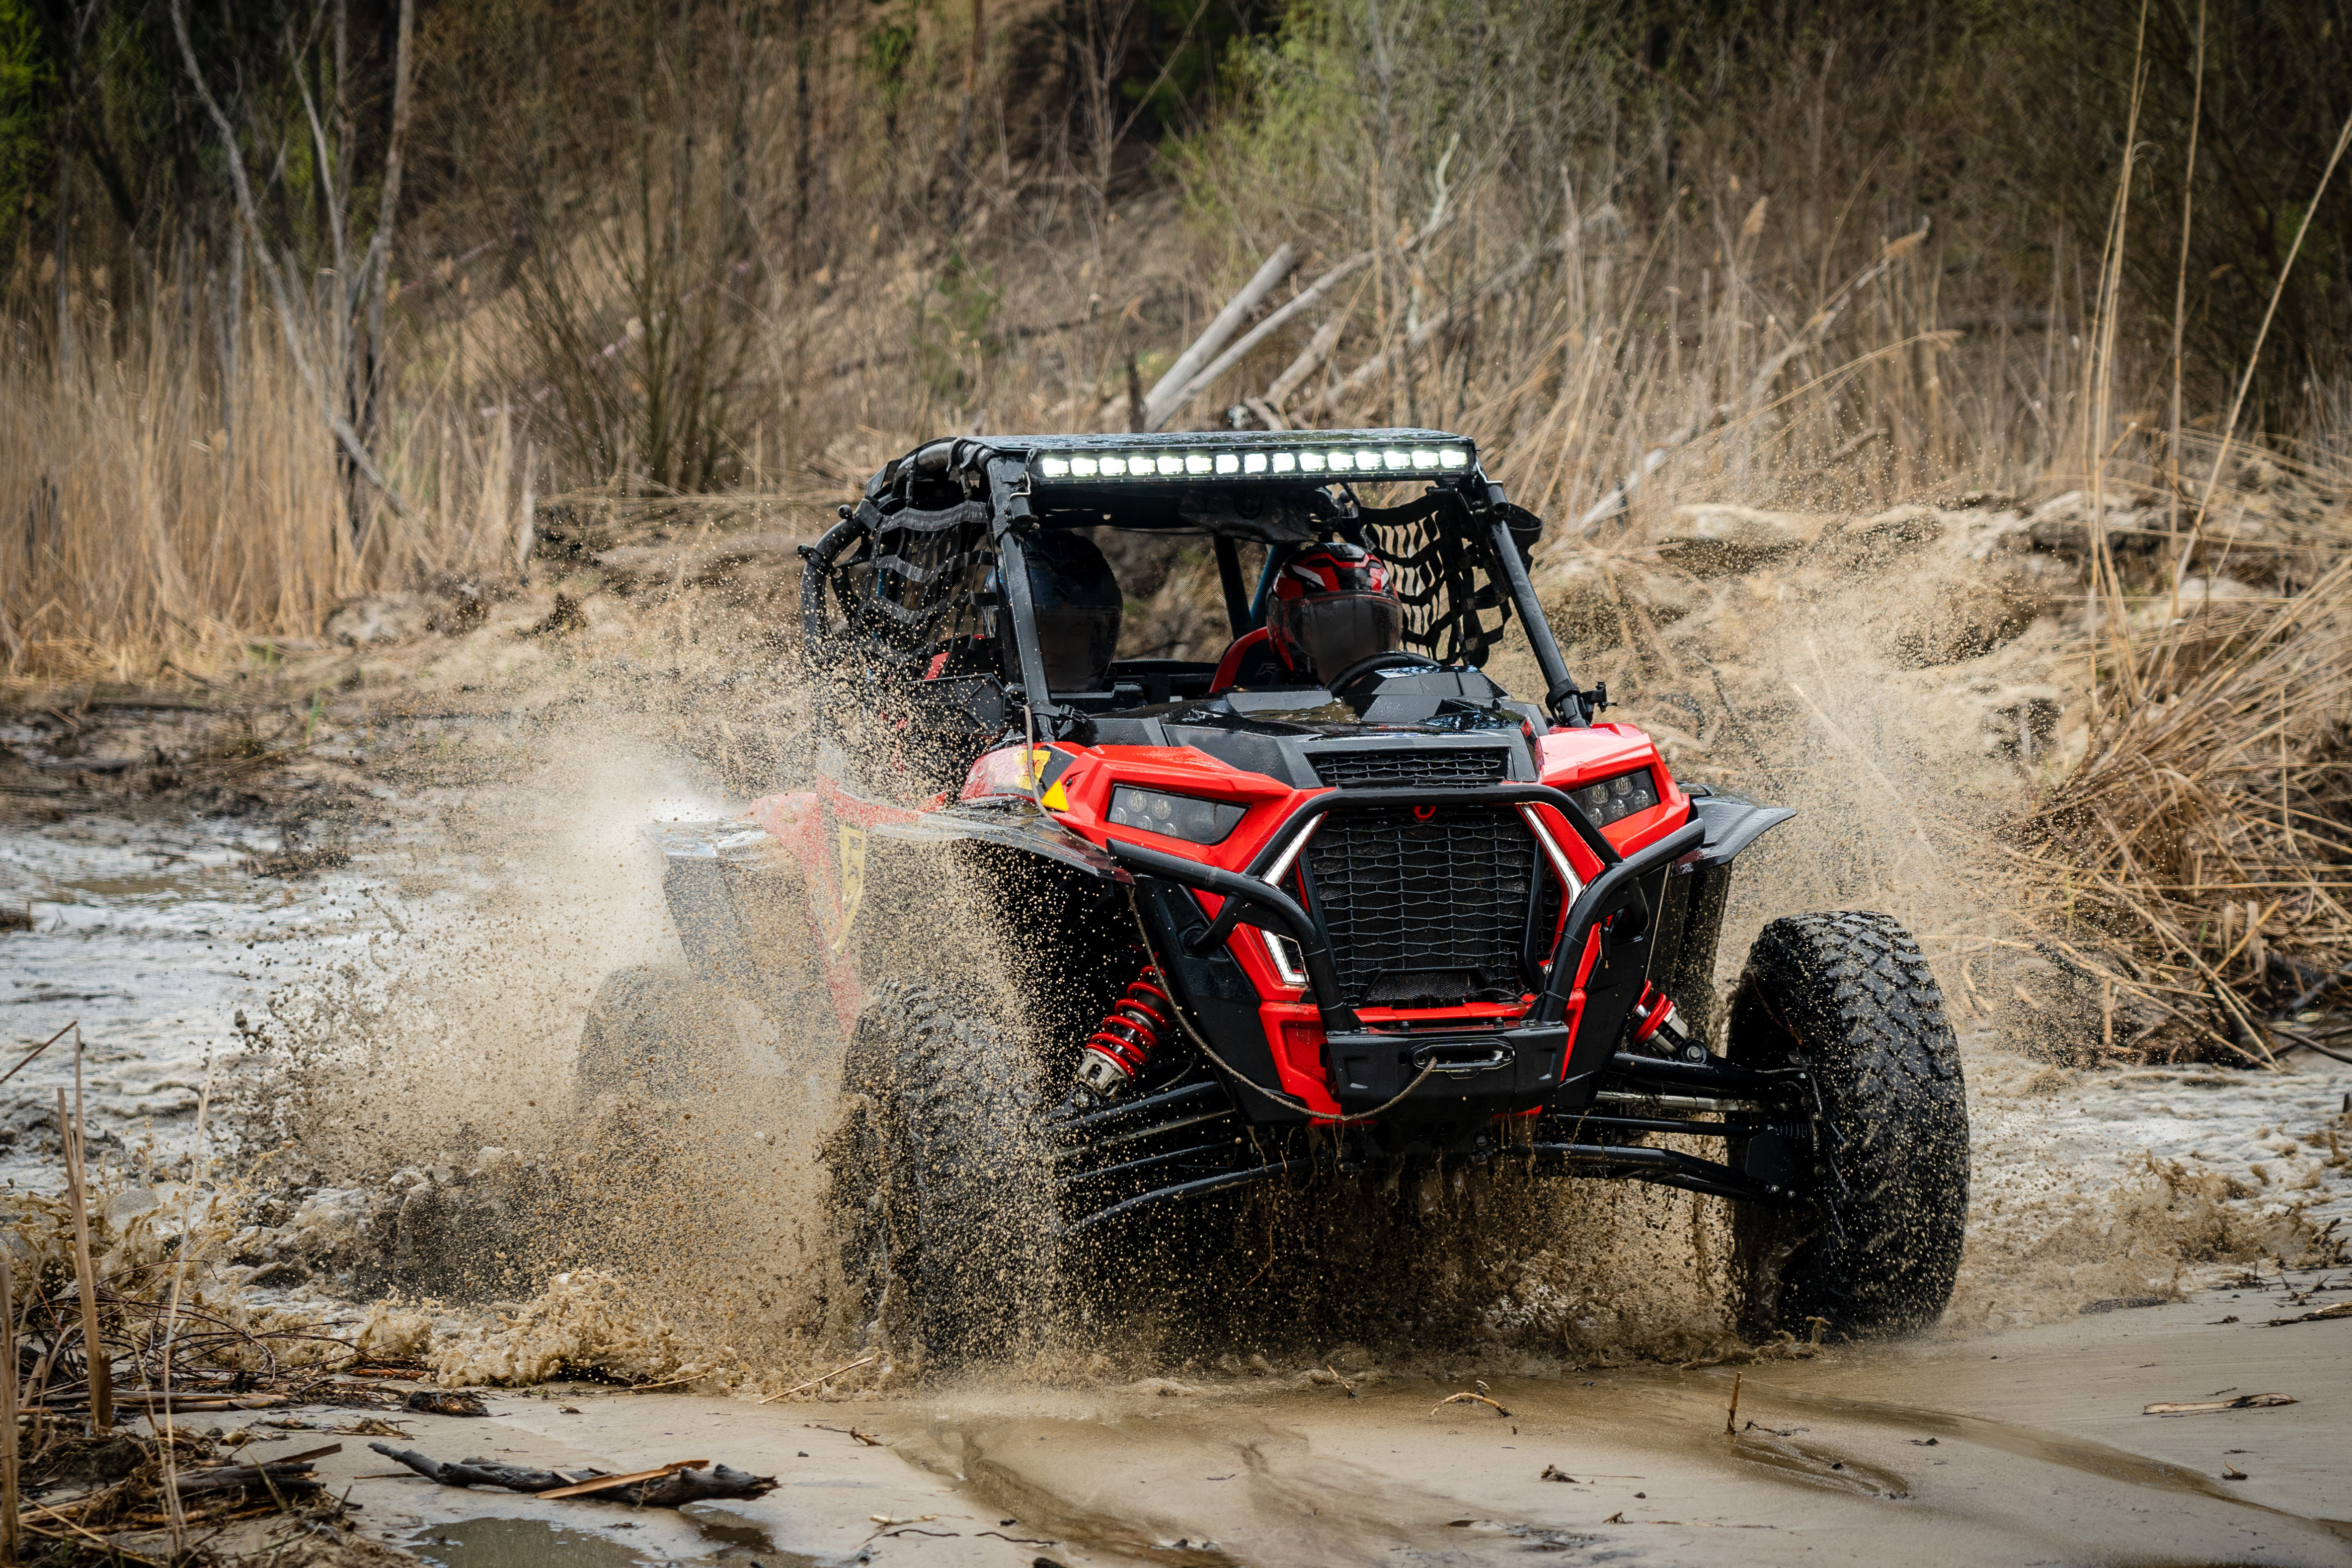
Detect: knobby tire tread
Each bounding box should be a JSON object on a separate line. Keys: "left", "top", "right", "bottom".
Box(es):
{"left": 839, "top": 981, "right": 1050, "bottom": 1361}
{"left": 1730, "top": 911, "right": 1969, "bottom": 1339}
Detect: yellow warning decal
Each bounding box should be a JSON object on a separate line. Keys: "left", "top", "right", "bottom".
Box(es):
{"left": 831, "top": 823, "right": 868, "bottom": 951}
{"left": 1028, "top": 746, "right": 1077, "bottom": 812}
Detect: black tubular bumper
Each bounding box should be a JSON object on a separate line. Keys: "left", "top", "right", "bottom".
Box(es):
{"left": 1107, "top": 837, "right": 1363, "bottom": 1033}
{"left": 1104, "top": 787, "right": 1707, "bottom": 1114}
{"left": 1533, "top": 818, "right": 1706, "bottom": 1027}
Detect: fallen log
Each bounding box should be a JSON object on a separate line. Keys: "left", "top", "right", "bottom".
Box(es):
{"left": 1140, "top": 245, "right": 1300, "bottom": 430}
{"left": 537, "top": 1461, "right": 710, "bottom": 1500}
{"left": 367, "top": 1443, "right": 776, "bottom": 1507}
{"left": 174, "top": 1458, "right": 330, "bottom": 1500}
{"left": 1148, "top": 253, "right": 1371, "bottom": 430}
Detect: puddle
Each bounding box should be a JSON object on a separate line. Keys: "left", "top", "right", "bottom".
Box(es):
{"left": 0, "top": 810, "right": 407, "bottom": 1185}
{"left": 0, "top": 752, "right": 710, "bottom": 1189}
{"left": 408, "top": 1517, "right": 659, "bottom": 1568}
{"left": 1726, "top": 1429, "right": 1909, "bottom": 1497}
{"left": 405, "top": 1509, "right": 803, "bottom": 1567}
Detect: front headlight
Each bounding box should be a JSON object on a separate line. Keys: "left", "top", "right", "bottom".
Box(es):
{"left": 1107, "top": 786, "right": 1246, "bottom": 845}
{"left": 1570, "top": 767, "right": 1661, "bottom": 825}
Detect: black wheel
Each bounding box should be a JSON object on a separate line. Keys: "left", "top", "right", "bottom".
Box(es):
{"left": 574, "top": 964, "right": 740, "bottom": 1100}
{"left": 826, "top": 982, "right": 1052, "bottom": 1363}
{"left": 1727, "top": 911, "right": 1968, "bottom": 1340}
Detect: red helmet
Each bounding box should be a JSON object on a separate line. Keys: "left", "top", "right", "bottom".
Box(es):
{"left": 1268, "top": 542, "right": 1405, "bottom": 682}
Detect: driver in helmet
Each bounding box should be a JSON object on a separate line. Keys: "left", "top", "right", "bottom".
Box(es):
{"left": 1211, "top": 541, "right": 1406, "bottom": 691}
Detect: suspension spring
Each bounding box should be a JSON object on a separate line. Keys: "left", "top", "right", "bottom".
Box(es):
{"left": 1631, "top": 981, "right": 1706, "bottom": 1061}
{"left": 1077, "top": 964, "right": 1173, "bottom": 1090}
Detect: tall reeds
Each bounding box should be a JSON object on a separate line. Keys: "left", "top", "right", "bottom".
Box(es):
{"left": 2004, "top": 545, "right": 2352, "bottom": 1062}
{"left": 0, "top": 271, "right": 526, "bottom": 678}
{"left": 1993, "top": 81, "right": 2352, "bottom": 1063}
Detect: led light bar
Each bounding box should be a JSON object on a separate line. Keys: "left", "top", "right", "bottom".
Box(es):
{"left": 1034, "top": 443, "right": 1472, "bottom": 483}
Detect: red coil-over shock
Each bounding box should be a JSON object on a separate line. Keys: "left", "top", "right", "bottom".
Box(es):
{"left": 1075, "top": 964, "right": 1173, "bottom": 1093}
{"left": 1629, "top": 982, "right": 1706, "bottom": 1060}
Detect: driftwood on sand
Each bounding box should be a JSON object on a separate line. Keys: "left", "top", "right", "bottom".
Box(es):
{"left": 366, "top": 1442, "right": 777, "bottom": 1506}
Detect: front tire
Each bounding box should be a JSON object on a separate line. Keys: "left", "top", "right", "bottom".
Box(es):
{"left": 827, "top": 982, "right": 1052, "bottom": 1364}
{"left": 1728, "top": 911, "right": 1968, "bottom": 1340}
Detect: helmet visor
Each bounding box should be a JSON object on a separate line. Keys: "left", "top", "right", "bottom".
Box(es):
{"left": 1273, "top": 592, "right": 1405, "bottom": 683}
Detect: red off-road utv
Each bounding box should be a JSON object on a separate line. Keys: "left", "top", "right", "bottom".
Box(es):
{"left": 579, "top": 428, "right": 1969, "bottom": 1360}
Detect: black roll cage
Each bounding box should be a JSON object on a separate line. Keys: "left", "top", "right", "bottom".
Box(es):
{"left": 798, "top": 428, "right": 1595, "bottom": 740}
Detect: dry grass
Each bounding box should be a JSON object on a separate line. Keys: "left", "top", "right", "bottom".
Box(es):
{"left": 1, "top": 281, "right": 525, "bottom": 679}
{"left": 2004, "top": 509, "right": 2352, "bottom": 1064}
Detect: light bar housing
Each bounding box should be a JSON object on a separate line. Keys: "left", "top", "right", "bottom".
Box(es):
{"left": 1018, "top": 429, "right": 1477, "bottom": 487}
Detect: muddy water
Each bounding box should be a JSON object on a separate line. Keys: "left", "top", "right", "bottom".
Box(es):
{"left": 0, "top": 726, "right": 738, "bottom": 1188}
{"left": 0, "top": 805, "right": 372, "bottom": 1183}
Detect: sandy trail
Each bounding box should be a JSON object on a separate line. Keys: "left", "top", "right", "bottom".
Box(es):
{"left": 266, "top": 1276, "right": 2348, "bottom": 1566}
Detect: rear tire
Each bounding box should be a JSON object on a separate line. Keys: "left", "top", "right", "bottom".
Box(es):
{"left": 827, "top": 982, "right": 1052, "bottom": 1363}
{"left": 1728, "top": 911, "right": 1968, "bottom": 1340}
{"left": 574, "top": 964, "right": 740, "bottom": 1100}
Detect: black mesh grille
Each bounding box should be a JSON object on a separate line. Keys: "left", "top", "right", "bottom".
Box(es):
{"left": 1304, "top": 805, "right": 1537, "bottom": 1004}
{"left": 1310, "top": 747, "right": 1509, "bottom": 790}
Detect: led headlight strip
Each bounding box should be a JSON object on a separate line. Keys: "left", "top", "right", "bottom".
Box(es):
{"left": 1033, "top": 443, "right": 1472, "bottom": 482}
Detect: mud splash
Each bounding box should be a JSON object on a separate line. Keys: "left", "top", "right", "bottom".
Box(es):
{"left": 11, "top": 683, "right": 2349, "bottom": 1397}
{"left": 7, "top": 600, "right": 2351, "bottom": 1409}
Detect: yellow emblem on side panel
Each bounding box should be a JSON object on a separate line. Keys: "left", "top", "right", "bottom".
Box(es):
{"left": 832, "top": 823, "right": 868, "bottom": 952}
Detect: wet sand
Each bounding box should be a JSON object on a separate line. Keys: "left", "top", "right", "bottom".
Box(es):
{"left": 250, "top": 1277, "right": 2346, "bottom": 1567}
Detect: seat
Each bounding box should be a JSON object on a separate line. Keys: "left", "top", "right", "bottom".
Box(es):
{"left": 1208, "top": 627, "right": 1276, "bottom": 694}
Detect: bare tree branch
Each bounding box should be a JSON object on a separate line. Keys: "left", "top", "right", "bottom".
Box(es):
{"left": 360, "top": 0, "right": 416, "bottom": 442}
{"left": 1150, "top": 251, "right": 1368, "bottom": 429}
{"left": 168, "top": 0, "right": 408, "bottom": 520}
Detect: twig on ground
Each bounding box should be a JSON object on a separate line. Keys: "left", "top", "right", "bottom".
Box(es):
{"left": 759, "top": 1351, "right": 878, "bottom": 1403}
{"left": 0, "top": 1021, "right": 75, "bottom": 1087}
{"left": 2264, "top": 1303, "right": 2352, "bottom": 1326}
{"left": 2143, "top": 1392, "right": 2297, "bottom": 1414}
{"left": 812, "top": 1423, "right": 885, "bottom": 1445}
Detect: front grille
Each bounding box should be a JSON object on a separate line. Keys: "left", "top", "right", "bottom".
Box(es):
{"left": 1303, "top": 805, "right": 1538, "bottom": 1005}
{"left": 1310, "top": 746, "right": 1508, "bottom": 790}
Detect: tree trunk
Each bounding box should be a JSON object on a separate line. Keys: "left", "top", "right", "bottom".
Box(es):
{"left": 52, "top": 137, "right": 71, "bottom": 376}
{"left": 362, "top": 0, "right": 416, "bottom": 458}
